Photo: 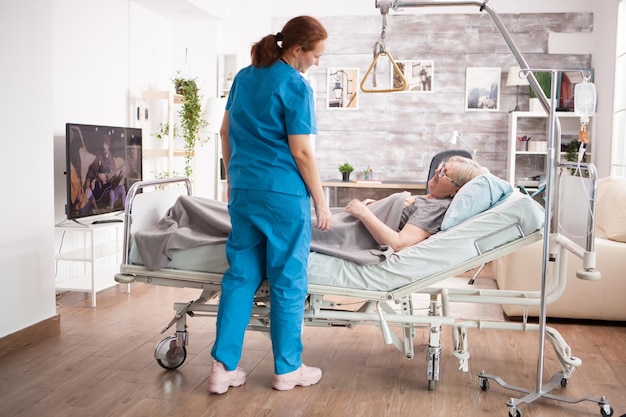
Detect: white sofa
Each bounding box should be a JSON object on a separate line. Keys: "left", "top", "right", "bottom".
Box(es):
{"left": 493, "top": 176, "right": 626, "bottom": 321}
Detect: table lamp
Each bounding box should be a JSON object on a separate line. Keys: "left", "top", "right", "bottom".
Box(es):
{"left": 446, "top": 130, "right": 478, "bottom": 158}
{"left": 506, "top": 66, "right": 529, "bottom": 112}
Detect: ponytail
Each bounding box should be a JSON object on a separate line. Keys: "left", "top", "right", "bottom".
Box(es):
{"left": 251, "top": 16, "right": 327, "bottom": 68}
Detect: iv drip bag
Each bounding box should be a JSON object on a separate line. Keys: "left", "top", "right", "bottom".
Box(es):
{"left": 574, "top": 81, "right": 596, "bottom": 123}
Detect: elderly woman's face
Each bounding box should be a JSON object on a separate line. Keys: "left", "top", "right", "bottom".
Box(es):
{"left": 428, "top": 161, "right": 462, "bottom": 198}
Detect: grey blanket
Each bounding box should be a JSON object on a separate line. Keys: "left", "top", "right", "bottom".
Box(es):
{"left": 134, "top": 192, "right": 409, "bottom": 271}
{"left": 310, "top": 191, "right": 409, "bottom": 265}
{"left": 134, "top": 196, "right": 231, "bottom": 271}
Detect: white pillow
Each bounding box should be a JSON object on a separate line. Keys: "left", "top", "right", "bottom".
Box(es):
{"left": 441, "top": 173, "right": 513, "bottom": 230}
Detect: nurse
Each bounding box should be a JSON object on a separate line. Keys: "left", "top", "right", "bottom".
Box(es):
{"left": 208, "top": 16, "right": 333, "bottom": 394}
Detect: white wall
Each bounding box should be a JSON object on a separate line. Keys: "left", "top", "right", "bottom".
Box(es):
{"left": 1, "top": 0, "right": 133, "bottom": 339}
{"left": 591, "top": 1, "right": 619, "bottom": 177}
{"left": 128, "top": 3, "right": 173, "bottom": 105}
{"left": 52, "top": 0, "right": 131, "bottom": 223}
{"left": 0, "top": 0, "right": 56, "bottom": 338}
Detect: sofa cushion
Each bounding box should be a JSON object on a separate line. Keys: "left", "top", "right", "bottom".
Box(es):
{"left": 597, "top": 176, "right": 626, "bottom": 243}
{"left": 494, "top": 237, "right": 626, "bottom": 321}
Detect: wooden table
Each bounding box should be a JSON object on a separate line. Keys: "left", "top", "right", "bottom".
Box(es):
{"left": 322, "top": 180, "right": 427, "bottom": 206}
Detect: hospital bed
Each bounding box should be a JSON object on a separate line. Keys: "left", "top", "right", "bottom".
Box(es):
{"left": 114, "top": 176, "right": 584, "bottom": 392}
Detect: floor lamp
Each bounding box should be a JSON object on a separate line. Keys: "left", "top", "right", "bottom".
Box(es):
{"left": 507, "top": 65, "right": 529, "bottom": 112}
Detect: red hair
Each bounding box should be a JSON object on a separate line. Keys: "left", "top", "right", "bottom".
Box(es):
{"left": 251, "top": 16, "right": 327, "bottom": 68}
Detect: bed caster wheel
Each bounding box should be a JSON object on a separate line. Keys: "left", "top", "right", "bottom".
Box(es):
{"left": 427, "top": 379, "right": 437, "bottom": 391}
{"left": 599, "top": 404, "right": 613, "bottom": 417}
{"left": 508, "top": 408, "right": 521, "bottom": 417}
{"left": 479, "top": 377, "right": 489, "bottom": 391}
{"left": 154, "top": 335, "right": 187, "bottom": 370}
{"left": 560, "top": 377, "right": 568, "bottom": 388}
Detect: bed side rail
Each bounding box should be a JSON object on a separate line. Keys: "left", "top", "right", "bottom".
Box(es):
{"left": 474, "top": 223, "right": 524, "bottom": 255}
{"left": 307, "top": 229, "right": 543, "bottom": 302}
{"left": 388, "top": 228, "right": 542, "bottom": 300}
{"left": 121, "top": 177, "right": 192, "bottom": 265}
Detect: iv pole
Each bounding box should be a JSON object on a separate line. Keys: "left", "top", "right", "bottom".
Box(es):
{"left": 373, "top": 1, "right": 612, "bottom": 416}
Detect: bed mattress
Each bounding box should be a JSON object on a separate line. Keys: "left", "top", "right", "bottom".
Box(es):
{"left": 128, "top": 192, "right": 543, "bottom": 293}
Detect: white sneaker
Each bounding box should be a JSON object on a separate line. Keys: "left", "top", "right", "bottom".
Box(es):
{"left": 207, "top": 360, "right": 246, "bottom": 394}
{"left": 272, "top": 364, "right": 322, "bottom": 391}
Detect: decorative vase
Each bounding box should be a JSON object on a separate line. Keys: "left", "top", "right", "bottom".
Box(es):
{"left": 341, "top": 172, "right": 351, "bottom": 182}
{"left": 529, "top": 98, "right": 545, "bottom": 113}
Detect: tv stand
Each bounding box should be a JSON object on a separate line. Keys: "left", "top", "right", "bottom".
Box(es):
{"left": 55, "top": 221, "right": 127, "bottom": 307}
{"left": 91, "top": 219, "right": 123, "bottom": 224}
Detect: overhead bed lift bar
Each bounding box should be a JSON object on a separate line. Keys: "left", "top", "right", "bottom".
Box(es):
{"left": 373, "top": 1, "right": 609, "bottom": 416}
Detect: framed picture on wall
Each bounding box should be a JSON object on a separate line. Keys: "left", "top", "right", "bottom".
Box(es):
{"left": 395, "top": 60, "right": 434, "bottom": 92}
{"left": 327, "top": 68, "right": 359, "bottom": 109}
{"left": 465, "top": 67, "right": 500, "bottom": 111}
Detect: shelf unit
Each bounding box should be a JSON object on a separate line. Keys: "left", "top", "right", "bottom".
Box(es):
{"left": 55, "top": 221, "right": 125, "bottom": 307}
{"left": 507, "top": 111, "right": 595, "bottom": 186}
{"left": 217, "top": 54, "right": 238, "bottom": 98}
{"left": 139, "top": 90, "right": 191, "bottom": 179}
{"left": 140, "top": 89, "right": 226, "bottom": 199}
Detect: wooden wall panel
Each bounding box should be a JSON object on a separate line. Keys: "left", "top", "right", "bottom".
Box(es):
{"left": 284, "top": 13, "right": 592, "bottom": 183}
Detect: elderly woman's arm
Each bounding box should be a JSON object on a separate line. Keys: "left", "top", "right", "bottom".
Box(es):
{"left": 344, "top": 199, "right": 431, "bottom": 251}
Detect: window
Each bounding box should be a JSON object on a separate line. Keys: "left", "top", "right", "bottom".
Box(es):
{"left": 612, "top": 0, "right": 626, "bottom": 176}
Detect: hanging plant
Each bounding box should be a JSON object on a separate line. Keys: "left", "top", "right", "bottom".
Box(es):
{"left": 172, "top": 73, "right": 208, "bottom": 178}
{"left": 154, "top": 122, "right": 178, "bottom": 141}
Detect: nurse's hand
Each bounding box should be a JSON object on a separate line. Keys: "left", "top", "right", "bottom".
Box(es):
{"left": 314, "top": 203, "right": 333, "bottom": 230}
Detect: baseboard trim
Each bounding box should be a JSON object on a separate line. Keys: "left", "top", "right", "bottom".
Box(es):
{"left": 0, "top": 314, "right": 61, "bottom": 357}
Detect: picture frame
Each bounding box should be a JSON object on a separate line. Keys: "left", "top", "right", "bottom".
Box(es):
{"left": 394, "top": 60, "right": 434, "bottom": 92}
{"left": 557, "top": 68, "right": 594, "bottom": 112}
{"left": 327, "top": 68, "right": 359, "bottom": 109}
{"left": 465, "top": 67, "right": 501, "bottom": 111}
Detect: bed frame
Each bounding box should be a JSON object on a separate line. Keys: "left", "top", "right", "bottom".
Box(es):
{"left": 115, "top": 177, "right": 585, "bottom": 395}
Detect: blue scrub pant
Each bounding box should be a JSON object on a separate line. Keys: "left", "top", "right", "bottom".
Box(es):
{"left": 211, "top": 189, "right": 311, "bottom": 375}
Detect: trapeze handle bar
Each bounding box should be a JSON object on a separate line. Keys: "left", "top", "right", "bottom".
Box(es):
{"left": 375, "top": 0, "right": 552, "bottom": 113}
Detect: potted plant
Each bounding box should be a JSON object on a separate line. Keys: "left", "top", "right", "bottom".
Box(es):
{"left": 169, "top": 73, "right": 208, "bottom": 178}
{"left": 338, "top": 162, "right": 354, "bottom": 182}
{"left": 562, "top": 140, "right": 589, "bottom": 176}
{"left": 528, "top": 71, "right": 552, "bottom": 112}
{"left": 223, "top": 72, "right": 234, "bottom": 91}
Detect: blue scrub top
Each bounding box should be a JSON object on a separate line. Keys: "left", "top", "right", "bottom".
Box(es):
{"left": 225, "top": 61, "right": 317, "bottom": 197}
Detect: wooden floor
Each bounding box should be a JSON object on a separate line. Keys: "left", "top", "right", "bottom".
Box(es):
{"left": 1, "top": 281, "right": 625, "bottom": 417}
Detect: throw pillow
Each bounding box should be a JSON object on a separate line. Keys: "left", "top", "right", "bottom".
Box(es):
{"left": 597, "top": 176, "right": 626, "bottom": 243}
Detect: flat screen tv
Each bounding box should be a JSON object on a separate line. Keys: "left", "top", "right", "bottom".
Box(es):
{"left": 65, "top": 123, "right": 142, "bottom": 221}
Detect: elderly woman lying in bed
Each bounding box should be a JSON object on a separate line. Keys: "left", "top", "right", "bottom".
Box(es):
{"left": 350, "top": 156, "right": 486, "bottom": 250}
{"left": 134, "top": 156, "right": 495, "bottom": 271}
{"left": 310, "top": 156, "right": 488, "bottom": 265}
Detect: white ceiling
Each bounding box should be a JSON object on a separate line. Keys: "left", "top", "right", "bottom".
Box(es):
{"left": 131, "top": 0, "right": 222, "bottom": 21}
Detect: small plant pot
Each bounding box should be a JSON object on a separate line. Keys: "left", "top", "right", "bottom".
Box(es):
{"left": 175, "top": 80, "right": 185, "bottom": 95}
{"left": 341, "top": 172, "right": 351, "bottom": 182}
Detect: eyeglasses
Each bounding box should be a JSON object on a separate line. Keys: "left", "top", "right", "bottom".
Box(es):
{"left": 437, "top": 163, "right": 461, "bottom": 188}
